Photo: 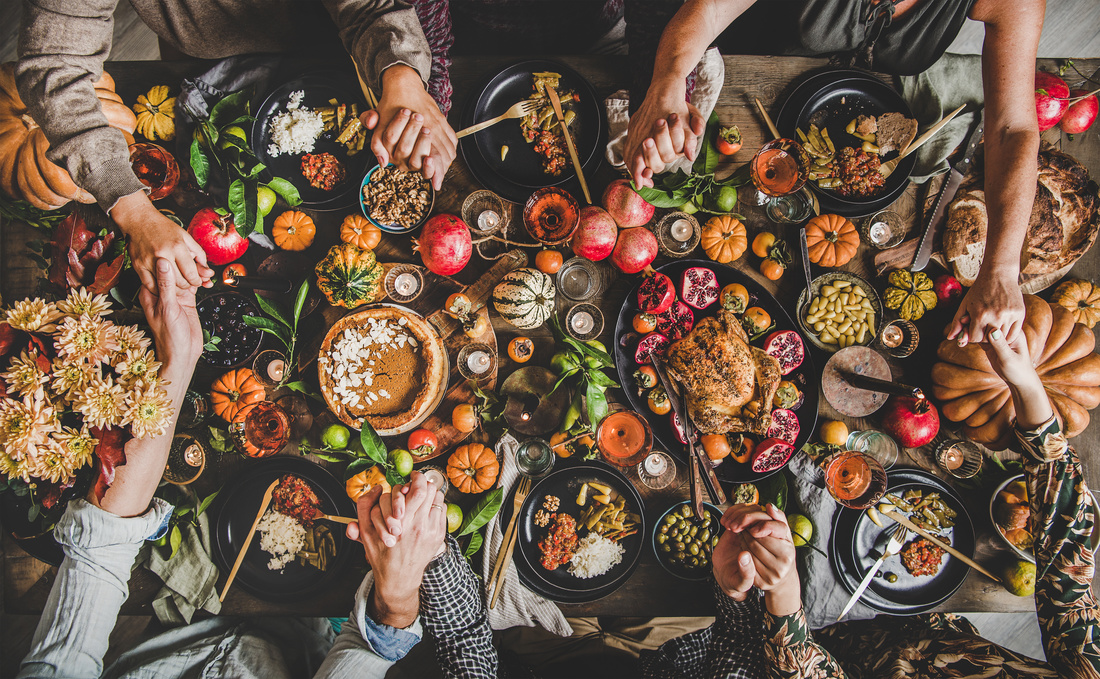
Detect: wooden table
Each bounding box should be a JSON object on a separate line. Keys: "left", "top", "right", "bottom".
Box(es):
{"left": 3, "top": 55, "right": 1099, "bottom": 619}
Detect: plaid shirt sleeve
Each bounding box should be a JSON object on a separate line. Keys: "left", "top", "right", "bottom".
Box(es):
{"left": 641, "top": 581, "right": 765, "bottom": 678}
{"left": 419, "top": 535, "right": 498, "bottom": 678}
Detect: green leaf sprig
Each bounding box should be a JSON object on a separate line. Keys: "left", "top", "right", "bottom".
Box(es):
{"left": 548, "top": 315, "right": 619, "bottom": 447}
{"left": 457, "top": 487, "right": 503, "bottom": 560}
{"left": 243, "top": 280, "right": 311, "bottom": 390}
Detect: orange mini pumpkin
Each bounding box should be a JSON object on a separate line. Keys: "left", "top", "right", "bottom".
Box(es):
{"left": 340, "top": 214, "right": 382, "bottom": 250}
{"left": 210, "top": 367, "right": 265, "bottom": 422}
{"left": 701, "top": 215, "right": 747, "bottom": 263}
{"left": 346, "top": 465, "right": 392, "bottom": 501}
{"left": 805, "top": 214, "right": 859, "bottom": 267}
{"left": 272, "top": 210, "right": 316, "bottom": 251}
{"left": 446, "top": 443, "right": 499, "bottom": 493}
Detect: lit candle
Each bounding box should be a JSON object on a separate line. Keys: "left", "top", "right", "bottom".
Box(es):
{"left": 880, "top": 324, "right": 903, "bottom": 348}
{"left": 868, "top": 220, "right": 893, "bottom": 245}
{"left": 394, "top": 272, "right": 419, "bottom": 296}
{"left": 267, "top": 359, "right": 286, "bottom": 382}
{"left": 670, "top": 219, "right": 693, "bottom": 242}
{"left": 571, "top": 311, "right": 594, "bottom": 334}
{"left": 183, "top": 444, "right": 204, "bottom": 467}
{"left": 644, "top": 452, "right": 667, "bottom": 475}
{"left": 422, "top": 467, "right": 445, "bottom": 488}
{"left": 477, "top": 210, "right": 500, "bottom": 231}
{"left": 941, "top": 445, "right": 964, "bottom": 471}
{"left": 466, "top": 350, "right": 491, "bottom": 374}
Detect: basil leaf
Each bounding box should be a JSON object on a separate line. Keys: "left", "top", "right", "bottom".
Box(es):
{"left": 360, "top": 421, "right": 388, "bottom": 467}
{"left": 190, "top": 137, "right": 210, "bottom": 187}
{"left": 458, "top": 487, "right": 503, "bottom": 536}
{"left": 254, "top": 294, "right": 292, "bottom": 328}
{"left": 293, "top": 280, "right": 309, "bottom": 331}
{"left": 585, "top": 380, "right": 608, "bottom": 426}
{"left": 464, "top": 529, "right": 484, "bottom": 558}
{"left": 266, "top": 177, "right": 302, "bottom": 207}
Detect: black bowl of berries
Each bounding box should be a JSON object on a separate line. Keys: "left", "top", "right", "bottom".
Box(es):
{"left": 198, "top": 292, "right": 265, "bottom": 368}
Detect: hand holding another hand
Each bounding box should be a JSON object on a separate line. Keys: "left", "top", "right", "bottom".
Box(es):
{"left": 623, "top": 80, "right": 705, "bottom": 189}
{"left": 947, "top": 273, "right": 1025, "bottom": 347}
{"left": 112, "top": 191, "right": 213, "bottom": 293}
{"left": 137, "top": 258, "right": 202, "bottom": 371}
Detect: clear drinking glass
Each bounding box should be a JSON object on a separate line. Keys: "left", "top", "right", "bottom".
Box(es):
{"left": 556, "top": 257, "right": 601, "bottom": 301}
{"left": 637, "top": 450, "right": 677, "bottom": 490}
{"left": 766, "top": 187, "right": 815, "bottom": 224}
{"left": 515, "top": 438, "right": 555, "bottom": 477}
{"left": 750, "top": 138, "right": 809, "bottom": 197}
{"left": 845, "top": 429, "right": 900, "bottom": 469}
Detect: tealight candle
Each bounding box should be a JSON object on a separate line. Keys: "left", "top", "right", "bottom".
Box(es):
{"left": 644, "top": 452, "right": 668, "bottom": 476}
{"left": 477, "top": 210, "right": 500, "bottom": 232}
{"left": 422, "top": 467, "right": 446, "bottom": 488}
{"left": 183, "top": 443, "right": 204, "bottom": 467}
{"left": 571, "top": 311, "right": 594, "bottom": 334}
{"left": 394, "top": 272, "right": 419, "bottom": 296}
{"left": 267, "top": 359, "right": 286, "bottom": 382}
{"left": 466, "top": 350, "right": 491, "bottom": 374}
{"left": 670, "top": 219, "right": 693, "bottom": 242}
{"left": 880, "top": 324, "right": 903, "bottom": 348}
{"left": 940, "top": 445, "right": 964, "bottom": 471}
{"left": 868, "top": 220, "right": 893, "bottom": 245}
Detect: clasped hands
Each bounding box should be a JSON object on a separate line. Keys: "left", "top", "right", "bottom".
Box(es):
{"left": 713, "top": 504, "right": 800, "bottom": 613}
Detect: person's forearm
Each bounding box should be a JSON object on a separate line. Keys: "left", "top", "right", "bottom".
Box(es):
{"left": 649, "top": 0, "right": 753, "bottom": 92}
{"left": 974, "top": 128, "right": 1036, "bottom": 284}
{"left": 369, "top": 584, "right": 419, "bottom": 629}
{"left": 323, "top": 0, "right": 431, "bottom": 91}
{"left": 108, "top": 191, "right": 160, "bottom": 238}
{"left": 1008, "top": 376, "right": 1054, "bottom": 430}
{"left": 421, "top": 536, "right": 497, "bottom": 678}
{"left": 763, "top": 573, "right": 802, "bottom": 618}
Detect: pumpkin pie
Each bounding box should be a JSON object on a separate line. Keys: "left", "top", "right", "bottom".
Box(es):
{"left": 319, "top": 305, "right": 447, "bottom": 433}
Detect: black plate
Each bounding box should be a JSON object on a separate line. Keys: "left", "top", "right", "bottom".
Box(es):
{"left": 459, "top": 60, "right": 605, "bottom": 203}
{"left": 210, "top": 456, "right": 356, "bottom": 602}
{"left": 612, "top": 260, "right": 819, "bottom": 484}
{"left": 829, "top": 467, "right": 975, "bottom": 615}
{"left": 776, "top": 69, "right": 916, "bottom": 218}
{"left": 499, "top": 460, "right": 645, "bottom": 603}
{"left": 252, "top": 73, "right": 374, "bottom": 211}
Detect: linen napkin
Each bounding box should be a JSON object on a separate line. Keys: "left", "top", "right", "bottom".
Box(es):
{"left": 604, "top": 47, "right": 726, "bottom": 171}
{"left": 480, "top": 434, "right": 573, "bottom": 637}
{"left": 141, "top": 511, "right": 222, "bottom": 625}
{"left": 899, "top": 53, "right": 985, "bottom": 184}
{"left": 786, "top": 453, "right": 877, "bottom": 629}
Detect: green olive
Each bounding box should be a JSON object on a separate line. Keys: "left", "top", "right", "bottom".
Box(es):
{"left": 680, "top": 505, "right": 693, "bottom": 518}
{"left": 689, "top": 525, "right": 699, "bottom": 538}
{"left": 656, "top": 534, "right": 667, "bottom": 545}
{"left": 659, "top": 524, "right": 670, "bottom": 534}
{"left": 690, "top": 557, "right": 700, "bottom": 567}
{"left": 699, "top": 529, "right": 711, "bottom": 542}
{"left": 674, "top": 541, "right": 684, "bottom": 552}
{"left": 661, "top": 543, "right": 671, "bottom": 553}
{"left": 885, "top": 572, "right": 898, "bottom": 583}
{"left": 689, "top": 543, "right": 700, "bottom": 556}
{"left": 664, "top": 514, "right": 678, "bottom": 525}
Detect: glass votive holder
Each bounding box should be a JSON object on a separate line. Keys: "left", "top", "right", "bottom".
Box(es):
{"left": 556, "top": 256, "right": 601, "bottom": 302}
{"left": 656, "top": 212, "right": 701, "bottom": 258}
{"left": 637, "top": 450, "right": 677, "bottom": 490}
{"left": 515, "top": 438, "right": 555, "bottom": 478}
{"left": 862, "top": 210, "right": 906, "bottom": 249}
{"left": 178, "top": 390, "right": 210, "bottom": 430}
{"left": 524, "top": 187, "right": 579, "bottom": 246}
{"left": 385, "top": 264, "right": 425, "bottom": 303}
{"left": 565, "top": 303, "right": 604, "bottom": 341}
{"left": 420, "top": 465, "right": 449, "bottom": 495}
{"left": 878, "top": 319, "right": 919, "bottom": 358}
{"left": 252, "top": 349, "right": 289, "bottom": 389}
{"left": 935, "top": 439, "right": 984, "bottom": 479}
{"left": 458, "top": 342, "right": 496, "bottom": 379}
{"left": 164, "top": 433, "right": 206, "bottom": 485}
{"left": 462, "top": 189, "right": 508, "bottom": 235}
{"left": 845, "top": 429, "right": 900, "bottom": 470}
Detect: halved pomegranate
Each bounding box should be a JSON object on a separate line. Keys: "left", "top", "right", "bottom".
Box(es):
{"left": 765, "top": 408, "right": 800, "bottom": 444}
{"left": 751, "top": 438, "right": 795, "bottom": 473}
{"left": 655, "top": 300, "right": 694, "bottom": 341}
{"left": 634, "top": 332, "right": 670, "bottom": 363}
{"left": 680, "top": 267, "right": 719, "bottom": 310}
{"left": 670, "top": 411, "right": 688, "bottom": 445}
{"left": 763, "top": 330, "right": 805, "bottom": 375}
{"left": 637, "top": 272, "right": 676, "bottom": 314}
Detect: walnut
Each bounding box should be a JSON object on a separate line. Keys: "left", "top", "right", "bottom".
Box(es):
{"left": 534, "top": 510, "right": 551, "bottom": 527}
{"left": 361, "top": 166, "right": 431, "bottom": 229}
{"left": 542, "top": 495, "right": 560, "bottom": 512}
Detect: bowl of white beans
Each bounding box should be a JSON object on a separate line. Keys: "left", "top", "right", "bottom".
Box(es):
{"left": 796, "top": 272, "right": 882, "bottom": 353}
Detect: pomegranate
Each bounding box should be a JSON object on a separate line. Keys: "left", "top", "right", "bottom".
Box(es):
{"left": 880, "top": 395, "right": 940, "bottom": 448}
{"left": 634, "top": 331, "right": 670, "bottom": 363}
{"left": 670, "top": 411, "right": 688, "bottom": 445}
{"left": 751, "top": 438, "right": 795, "bottom": 473}
{"left": 187, "top": 207, "right": 248, "bottom": 265}
{"left": 655, "top": 299, "right": 694, "bottom": 341}
{"left": 1061, "top": 89, "right": 1099, "bottom": 134}
{"left": 637, "top": 272, "right": 676, "bottom": 314}
{"left": 765, "top": 408, "right": 800, "bottom": 444}
{"left": 602, "top": 178, "right": 656, "bottom": 228}
{"left": 763, "top": 330, "right": 805, "bottom": 375}
{"left": 1035, "top": 71, "right": 1070, "bottom": 132}
{"left": 572, "top": 206, "right": 618, "bottom": 261}
{"left": 933, "top": 274, "right": 963, "bottom": 304}
{"left": 680, "top": 267, "right": 719, "bottom": 310}
{"left": 413, "top": 214, "right": 472, "bottom": 276}
{"left": 611, "top": 227, "right": 658, "bottom": 274}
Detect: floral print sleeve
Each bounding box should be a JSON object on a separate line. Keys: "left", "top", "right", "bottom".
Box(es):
{"left": 762, "top": 606, "right": 846, "bottom": 678}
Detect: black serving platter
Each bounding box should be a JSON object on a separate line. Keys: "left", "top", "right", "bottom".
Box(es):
{"left": 252, "top": 72, "right": 374, "bottom": 211}
{"left": 499, "top": 460, "right": 645, "bottom": 603}
{"left": 776, "top": 69, "right": 916, "bottom": 218}
{"left": 459, "top": 60, "right": 605, "bottom": 203}
{"left": 830, "top": 467, "right": 975, "bottom": 615}
{"left": 210, "top": 456, "right": 356, "bottom": 602}
{"left": 612, "top": 259, "right": 819, "bottom": 484}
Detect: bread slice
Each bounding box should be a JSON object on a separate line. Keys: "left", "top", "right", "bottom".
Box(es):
{"left": 876, "top": 112, "right": 918, "bottom": 156}
{"left": 944, "top": 190, "right": 987, "bottom": 286}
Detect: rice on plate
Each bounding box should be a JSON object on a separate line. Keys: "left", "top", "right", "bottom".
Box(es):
{"left": 268, "top": 90, "right": 324, "bottom": 157}
{"left": 568, "top": 533, "right": 624, "bottom": 579}
{"left": 257, "top": 509, "right": 306, "bottom": 570}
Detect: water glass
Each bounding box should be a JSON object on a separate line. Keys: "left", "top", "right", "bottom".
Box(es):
{"left": 515, "top": 438, "right": 555, "bottom": 477}
{"left": 556, "top": 257, "right": 602, "bottom": 301}
{"left": 845, "top": 429, "right": 899, "bottom": 469}
{"left": 766, "top": 187, "right": 815, "bottom": 224}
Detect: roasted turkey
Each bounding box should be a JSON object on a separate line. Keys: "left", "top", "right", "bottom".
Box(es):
{"left": 665, "top": 309, "right": 781, "bottom": 435}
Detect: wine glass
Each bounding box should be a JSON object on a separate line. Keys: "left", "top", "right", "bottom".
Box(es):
{"left": 750, "top": 138, "right": 809, "bottom": 197}
{"left": 824, "top": 450, "right": 887, "bottom": 509}
{"left": 229, "top": 401, "right": 290, "bottom": 458}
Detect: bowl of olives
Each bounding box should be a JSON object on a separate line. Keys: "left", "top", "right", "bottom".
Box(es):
{"left": 652, "top": 501, "right": 724, "bottom": 581}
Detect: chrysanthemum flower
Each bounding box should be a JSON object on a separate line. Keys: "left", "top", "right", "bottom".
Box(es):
{"left": 114, "top": 325, "right": 152, "bottom": 355}
{"left": 74, "top": 375, "right": 126, "bottom": 429}
{"left": 0, "top": 395, "right": 56, "bottom": 455}
{"left": 123, "top": 380, "right": 173, "bottom": 439}
{"left": 51, "top": 426, "right": 97, "bottom": 471}
{"left": 50, "top": 358, "right": 95, "bottom": 399}
{"left": 55, "top": 315, "right": 120, "bottom": 364}
{"left": 114, "top": 350, "right": 161, "bottom": 386}
{"left": 2, "top": 351, "right": 49, "bottom": 398}
{"left": 56, "top": 288, "right": 112, "bottom": 318}
{"left": 6, "top": 298, "right": 63, "bottom": 333}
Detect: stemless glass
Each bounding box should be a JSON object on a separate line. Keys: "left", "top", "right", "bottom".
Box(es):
{"left": 844, "top": 429, "right": 900, "bottom": 470}
{"left": 750, "top": 138, "right": 809, "bottom": 197}
{"left": 515, "top": 438, "right": 555, "bottom": 477}
{"left": 824, "top": 450, "right": 888, "bottom": 509}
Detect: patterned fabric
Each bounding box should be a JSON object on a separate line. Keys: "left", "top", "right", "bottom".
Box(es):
{"left": 409, "top": 0, "right": 454, "bottom": 114}
{"left": 420, "top": 534, "right": 498, "bottom": 678}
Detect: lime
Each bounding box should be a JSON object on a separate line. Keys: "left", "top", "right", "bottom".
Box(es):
{"left": 788, "top": 514, "right": 813, "bottom": 548}
{"left": 390, "top": 448, "right": 414, "bottom": 477}
{"left": 321, "top": 424, "right": 351, "bottom": 450}
{"left": 1002, "top": 559, "right": 1036, "bottom": 597}
{"left": 679, "top": 200, "right": 699, "bottom": 215}
{"left": 550, "top": 350, "right": 580, "bottom": 375}
{"left": 257, "top": 186, "right": 277, "bottom": 217}
{"left": 446, "top": 503, "right": 463, "bottom": 533}
{"left": 219, "top": 125, "right": 247, "bottom": 150}
{"left": 714, "top": 185, "right": 738, "bottom": 213}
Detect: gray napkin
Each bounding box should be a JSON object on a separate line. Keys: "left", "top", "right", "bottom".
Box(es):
{"left": 900, "top": 53, "right": 985, "bottom": 183}
{"left": 787, "top": 454, "right": 877, "bottom": 628}
{"left": 480, "top": 434, "right": 573, "bottom": 637}
{"left": 142, "top": 512, "right": 222, "bottom": 625}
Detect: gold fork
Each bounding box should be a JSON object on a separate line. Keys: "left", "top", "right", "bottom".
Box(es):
{"left": 489, "top": 475, "right": 532, "bottom": 609}
{"left": 457, "top": 100, "right": 540, "bottom": 139}
{"left": 879, "top": 104, "right": 965, "bottom": 178}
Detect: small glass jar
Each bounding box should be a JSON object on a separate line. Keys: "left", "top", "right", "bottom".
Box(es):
{"left": 385, "top": 264, "right": 424, "bottom": 303}
{"left": 637, "top": 450, "right": 677, "bottom": 490}
{"left": 565, "top": 303, "right": 604, "bottom": 341}
{"left": 458, "top": 342, "right": 496, "bottom": 379}
{"left": 935, "top": 439, "right": 984, "bottom": 479}
{"left": 515, "top": 438, "right": 555, "bottom": 478}
{"left": 556, "top": 256, "right": 602, "bottom": 302}
{"left": 253, "top": 349, "right": 289, "bottom": 389}
{"left": 177, "top": 390, "right": 210, "bottom": 430}
{"left": 766, "top": 187, "right": 815, "bottom": 224}
{"left": 164, "top": 433, "right": 206, "bottom": 485}
{"left": 462, "top": 189, "right": 508, "bottom": 236}
{"left": 862, "top": 210, "right": 906, "bottom": 249}
{"left": 845, "top": 429, "right": 900, "bottom": 470}
{"left": 656, "top": 213, "right": 701, "bottom": 258}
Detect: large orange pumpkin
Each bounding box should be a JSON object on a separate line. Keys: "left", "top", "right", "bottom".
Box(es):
{"left": 805, "top": 214, "right": 859, "bottom": 267}
{"left": 272, "top": 210, "right": 316, "bottom": 251}
{"left": 340, "top": 214, "right": 382, "bottom": 250}
{"left": 931, "top": 294, "right": 1100, "bottom": 449}
{"left": 0, "top": 63, "right": 137, "bottom": 209}
{"left": 446, "top": 443, "right": 499, "bottom": 493}
{"left": 210, "top": 368, "right": 265, "bottom": 422}
{"left": 700, "top": 215, "right": 747, "bottom": 263}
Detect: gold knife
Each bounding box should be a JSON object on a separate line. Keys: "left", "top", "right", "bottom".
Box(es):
{"left": 881, "top": 508, "right": 1002, "bottom": 583}
{"left": 545, "top": 85, "right": 592, "bottom": 204}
